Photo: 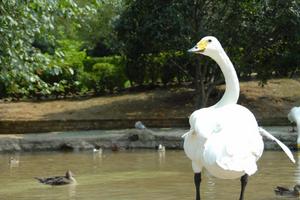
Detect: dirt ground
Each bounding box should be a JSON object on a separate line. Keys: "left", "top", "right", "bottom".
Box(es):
{"left": 0, "top": 78, "right": 299, "bottom": 121}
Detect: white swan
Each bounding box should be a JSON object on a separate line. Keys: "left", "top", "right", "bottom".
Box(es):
{"left": 158, "top": 144, "right": 166, "bottom": 152}
{"left": 93, "top": 147, "right": 103, "bottom": 154}
{"left": 288, "top": 106, "right": 300, "bottom": 148}
{"left": 183, "top": 36, "right": 295, "bottom": 200}
{"left": 9, "top": 157, "right": 19, "bottom": 167}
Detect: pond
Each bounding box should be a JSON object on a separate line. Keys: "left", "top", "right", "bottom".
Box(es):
{"left": 0, "top": 150, "right": 298, "bottom": 200}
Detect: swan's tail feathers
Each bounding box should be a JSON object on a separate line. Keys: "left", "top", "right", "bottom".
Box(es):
{"left": 259, "top": 127, "right": 295, "bottom": 163}
{"left": 182, "top": 130, "right": 193, "bottom": 138}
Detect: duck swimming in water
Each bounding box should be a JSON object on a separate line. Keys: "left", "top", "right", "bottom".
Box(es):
{"left": 35, "top": 170, "right": 76, "bottom": 186}
{"left": 274, "top": 184, "right": 300, "bottom": 197}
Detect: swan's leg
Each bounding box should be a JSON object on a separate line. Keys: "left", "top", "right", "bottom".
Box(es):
{"left": 292, "top": 124, "right": 296, "bottom": 132}
{"left": 289, "top": 124, "right": 296, "bottom": 132}
{"left": 194, "top": 172, "right": 201, "bottom": 200}
{"left": 239, "top": 174, "right": 248, "bottom": 200}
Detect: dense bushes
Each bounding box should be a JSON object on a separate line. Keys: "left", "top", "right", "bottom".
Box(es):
{"left": 1, "top": 0, "right": 299, "bottom": 102}
{"left": 40, "top": 43, "right": 129, "bottom": 97}
{"left": 39, "top": 40, "right": 85, "bottom": 97}
{"left": 0, "top": 0, "right": 98, "bottom": 99}
{"left": 1, "top": 35, "right": 190, "bottom": 99}
{"left": 82, "top": 56, "right": 127, "bottom": 94}
{"left": 0, "top": 40, "right": 222, "bottom": 100}
{"left": 125, "top": 52, "right": 191, "bottom": 86}
{"left": 0, "top": 38, "right": 129, "bottom": 99}
{"left": 116, "top": 0, "right": 300, "bottom": 107}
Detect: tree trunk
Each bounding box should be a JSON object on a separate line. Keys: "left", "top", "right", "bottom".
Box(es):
{"left": 194, "top": 61, "right": 223, "bottom": 109}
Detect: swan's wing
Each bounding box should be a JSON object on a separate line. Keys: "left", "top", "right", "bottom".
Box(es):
{"left": 259, "top": 127, "right": 295, "bottom": 163}
{"left": 288, "top": 107, "right": 300, "bottom": 123}
{"left": 181, "top": 130, "right": 193, "bottom": 138}
{"left": 201, "top": 106, "right": 265, "bottom": 175}
{"left": 287, "top": 112, "right": 294, "bottom": 122}
{"left": 226, "top": 138, "right": 261, "bottom": 175}
{"left": 203, "top": 132, "right": 263, "bottom": 176}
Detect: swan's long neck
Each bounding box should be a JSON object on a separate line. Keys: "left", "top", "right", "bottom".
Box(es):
{"left": 212, "top": 49, "right": 240, "bottom": 107}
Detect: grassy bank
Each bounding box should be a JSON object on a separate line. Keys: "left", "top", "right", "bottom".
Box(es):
{"left": 0, "top": 78, "right": 299, "bottom": 123}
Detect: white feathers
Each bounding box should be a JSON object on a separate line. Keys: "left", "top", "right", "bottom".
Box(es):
{"left": 183, "top": 36, "right": 295, "bottom": 181}
{"left": 288, "top": 107, "right": 300, "bottom": 124}
{"left": 158, "top": 144, "right": 166, "bottom": 152}
{"left": 288, "top": 107, "right": 300, "bottom": 143}
{"left": 259, "top": 127, "right": 295, "bottom": 163}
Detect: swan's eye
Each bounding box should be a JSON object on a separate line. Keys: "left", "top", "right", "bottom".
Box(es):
{"left": 208, "top": 39, "right": 212, "bottom": 43}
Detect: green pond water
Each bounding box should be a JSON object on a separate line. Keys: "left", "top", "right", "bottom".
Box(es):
{"left": 0, "top": 150, "right": 298, "bottom": 200}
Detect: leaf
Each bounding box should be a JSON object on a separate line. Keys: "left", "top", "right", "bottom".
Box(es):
{"left": 68, "top": 68, "right": 74, "bottom": 75}
{"left": 30, "top": 76, "right": 36, "bottom": 82}
{"left": 53, "top": 66, "right": 62, "bottom": 76}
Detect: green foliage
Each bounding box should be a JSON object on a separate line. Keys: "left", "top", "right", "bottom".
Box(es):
{"left": 115, "top": 0, "right": 218, "bottom": 95}
{"left": 123, "top": 51, "right": 191, "bottom": 86}
{"left": 93, "top": 63, "right": 118, "bottom": 93}
{"left": 116, "top": 0, "right": 300, "bottom": 107}
{"left": 77, "top": 0, "right": 124, "bottom": 56}
{"left": 115, "top": 0, "right": 188, "bottom": 57}
{"left": 82, "top": 56, "right": 127, "bottom": 93}
{"left": 162, "top": 52, "right": 191, "bottom": 85}
{"left": 39, "top": 39, "right": 86, "bottom": 96}
{"left": 1, "top": 0, "right": 300, "bottom": 102}
{"left": 0, "top": 0, "right": 96, "bottom": 98}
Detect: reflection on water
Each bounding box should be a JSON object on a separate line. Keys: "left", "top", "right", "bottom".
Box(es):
{"left": 0, "top": 150, "right": 298, "bottom": 200}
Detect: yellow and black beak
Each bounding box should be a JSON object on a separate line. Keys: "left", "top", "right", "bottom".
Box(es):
{"left": 188, "top": 40, "right": 208, "bottom": 53}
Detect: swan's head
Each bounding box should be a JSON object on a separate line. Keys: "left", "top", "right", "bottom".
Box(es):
{"left": 188, "top": 36, "right": 223, "bottom": 57}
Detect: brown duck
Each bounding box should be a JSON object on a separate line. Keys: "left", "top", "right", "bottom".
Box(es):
{"left": 35, "top": 170, "right": 76, "bottom": 186}
{"left": 274, "top": 184, "right": 300, "bottom": 197}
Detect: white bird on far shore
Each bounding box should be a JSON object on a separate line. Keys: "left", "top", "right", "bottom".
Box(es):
{"left": 158, "top": 144, "right": 165, "bottom": 152}
{"left": 93, "top": 147, "right": 103, "bottom": 154}
{"left": 9, "top": 157, "right": 19, "bottom": 167}
{"left": 135, "top": 121, "right": 146, "bottom": 129}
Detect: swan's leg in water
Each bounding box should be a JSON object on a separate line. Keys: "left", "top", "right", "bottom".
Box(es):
{"left": 239, "top": 174, "right": 249, "bottom": 200}
{"left": 292, "top": 124, "right": 296, "bottom": 132}
{"left": 194, "top": 173, "right": 201, "bottom": 200}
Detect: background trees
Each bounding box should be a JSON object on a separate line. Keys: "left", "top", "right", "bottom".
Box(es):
{"left": 0, "top": 0, "right": 299, "bottom": 107}
{"left": 0, "top": 0, "right": 96, "bottom": 98}
{"left": 116, "top": 0, "right": 300, "bottom": 107}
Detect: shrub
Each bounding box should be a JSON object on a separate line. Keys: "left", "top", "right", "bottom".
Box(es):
{"left": 86, "top": 56, "right": 127, "bottom": 93}
{"left": 125, "top": 57, "right": 147, "bottom": 86}
{"left": 125, "top": 51, "right": 190, "bottom": 86}
{"left": 39, "top": 39, "right": 87, "bottom": 96}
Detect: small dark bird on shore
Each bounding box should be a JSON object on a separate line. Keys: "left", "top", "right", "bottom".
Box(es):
{"left": 35, "top": 170, "right": 76, "bottom": 186}
{"left": 111, "top": 143, "right": 119, "bottom": 151}
{"left": 274, "top": 184, "right": 300, "bottom": 197}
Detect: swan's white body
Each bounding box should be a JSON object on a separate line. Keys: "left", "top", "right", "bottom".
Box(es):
{"left": 288, "top": 107, "right": 300, "bottom": 146}
{"left": 183, "top": 36, "right": 295, "bottom": 181}
{"left": 184, "top": 104, "right": 264, "bottom": 179}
